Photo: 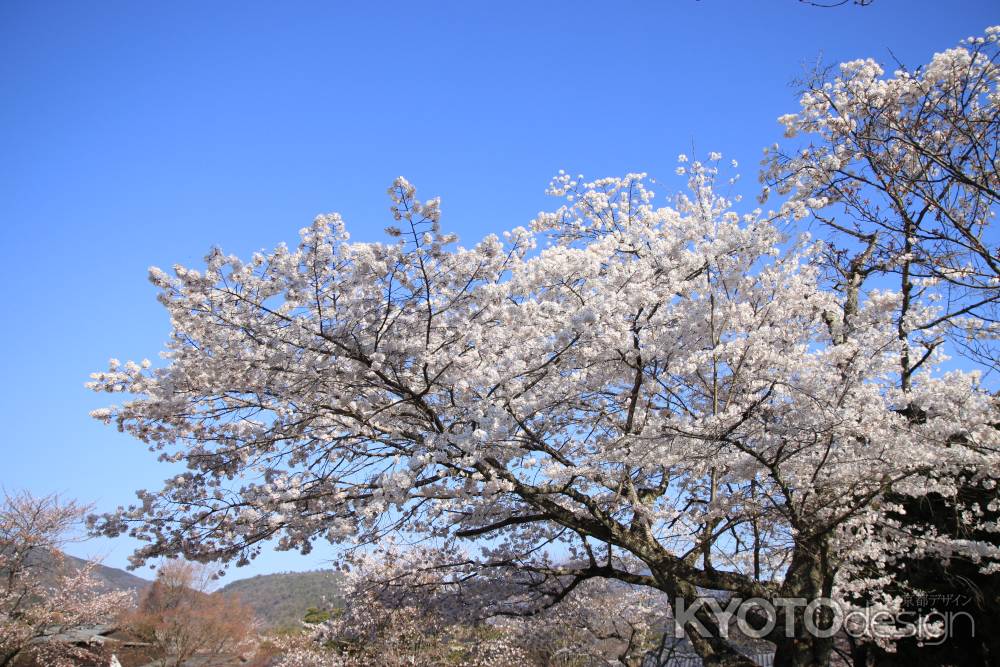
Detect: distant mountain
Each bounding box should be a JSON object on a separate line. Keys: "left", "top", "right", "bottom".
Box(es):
{"left": 62, "top": 553, "right": 151, "bottom": 594}
{"left": 15, "top": 550, "right": 151, "bottom": 597}
{"left": 218, "top": 570, "right": 344, "bottom": 629}
{"left": 23, "top": 550, "right": 344, "bottom": 629}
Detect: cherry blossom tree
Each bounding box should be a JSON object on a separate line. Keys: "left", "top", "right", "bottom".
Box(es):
{"left": 0, "top": 491, "right": 133, "bottom": 667}
{"left": 762, "top": 27, "right": 1000, "bottom": 381}
{"left": 88, "top": 143, "right": 999, "bottom": 666}
{"left": 763, "top": 26, "right": 1000, "bottom": 665}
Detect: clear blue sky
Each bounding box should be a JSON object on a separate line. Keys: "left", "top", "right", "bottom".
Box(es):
{"left": 1, "top": 1, "right": 996, "bottom": 580}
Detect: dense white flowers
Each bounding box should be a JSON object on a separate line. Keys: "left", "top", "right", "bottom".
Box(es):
{"left": 87, "top": 159, "right": 998, "bottom": 664}
{"left": 86, "top": 26, "right": 1000, "bottom": 667}
{"left": 762, "top": 25, "right": 1000, "bottom": 379}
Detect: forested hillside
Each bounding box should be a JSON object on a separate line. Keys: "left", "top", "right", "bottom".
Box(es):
{"left": 218, "top": 570, "right": 343, "bottom": 628}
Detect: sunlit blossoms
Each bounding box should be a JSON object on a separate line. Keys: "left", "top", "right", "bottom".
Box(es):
{"left": 89, "top": 27, "right": 1000, "bottom": 667}
{"left": 762, "top": 26, "right": 1000, "bottom": 377}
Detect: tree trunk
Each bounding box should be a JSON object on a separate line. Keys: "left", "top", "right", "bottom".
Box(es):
{"left": 656, "top": 574, "right": 759, "bottom": 667}
{"left": 772, "top": 539, "right": 836, "bottom": 667}
{"left": 0, "top": 647, "right": 22, "bottom": 667}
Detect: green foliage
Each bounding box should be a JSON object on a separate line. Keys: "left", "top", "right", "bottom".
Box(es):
{"left": 217, "top": 570, "right": 343, "bottom": 629}
{"left": 302, "top": 607, "right": 331, "bottom": 624}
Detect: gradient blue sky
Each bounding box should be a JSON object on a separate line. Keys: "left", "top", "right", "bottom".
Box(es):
{"left": 1, "top": 1, "right": 996, "bottom": 581}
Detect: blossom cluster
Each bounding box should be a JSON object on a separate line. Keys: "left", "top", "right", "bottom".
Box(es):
{"left": 87, "top": 25, "right": 1000, "bottom": 666}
